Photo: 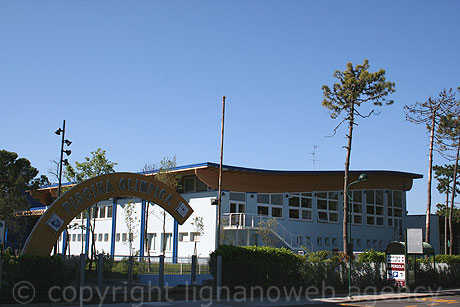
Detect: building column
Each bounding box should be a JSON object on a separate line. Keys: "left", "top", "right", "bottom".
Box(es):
{"left": 61, "top": 230, "right": 67, "bottom": 256}
{"left": 172, "top": 219, "right": 179, "bottom": 263}
{"left": 110, "top": 198, "right": 118, "bottom": 258}
{"left": 85, "top": 208, "right": 91, "bottom": 258}
{"left": 139, "top": 199, "right": 146, "bottom": 260}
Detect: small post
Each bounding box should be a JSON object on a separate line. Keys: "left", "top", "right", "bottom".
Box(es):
{"left": 97, "top": 253, "right": 103, "bottom": 290}
{"left": 79, "top": 254, "right": 85, "bottom": 289}
{"left": 191, "top": 255, "right": 197, "bottom": 286}
{"left": 216, "top": 255, "right": 222, "bottom": 301}
{"left": 159, "top": 255, "right": 165, "bottom": 290}
{"left": 127, "top": 256, "right": 133, "bottom": 293}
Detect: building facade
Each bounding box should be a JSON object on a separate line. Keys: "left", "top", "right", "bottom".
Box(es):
{"left": 29, "top": 162, "right": 422, "bottom": 257}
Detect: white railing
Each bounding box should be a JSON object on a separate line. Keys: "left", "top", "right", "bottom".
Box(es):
{"left": 222, "top": 213, "right": 307, "bottom": 249}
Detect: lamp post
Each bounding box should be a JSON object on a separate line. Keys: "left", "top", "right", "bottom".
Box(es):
{"left": 346, "top": 173, "right": 368, "bottom": 297}
{"left": 54, "top": 120, "right": 71, "bottom": 255}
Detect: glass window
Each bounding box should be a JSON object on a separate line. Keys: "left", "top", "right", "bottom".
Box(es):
{"left": 99, "top": 206, "right": 106, "bottom": 219}
{"left": 147, "top": 233, "right": 156, "bottom": 250}
{"left": 289, "top": 209, "right": 299, "bottom": 219}
{"left": 184, "top": 177, "right": 195, "bottom": 193}
{"left": 289, "top": 196, "right": 300, "bottom": 207}
{"left": 122, "top": 233, "right": 127, "bottom": 242}
{"left": 230, "top": 192, "right": 245, "bottom": 201}
{"left": 196, "top": 178, "right": 208, "bottom": 191}
{"left": 77, "top": 234, "right": 81, "bottom": 241}
{"left": 271, "top": 207, "right": 282, "bottom": 218}
{"left": 179, "top": 232, "right": 188, "bottom": 242}
{"left": 116, "top": 233, "right": 120, "bottom": 242}
{"left": 257, "top": 194, "right": 269, "bottom": 204}
{"left": 190, "top": 232, "right": 201, "bottom": 242}
{"left": 301, "top": 210, "right": 312, "bottom": 220}
{"left": 257, "top": 206, "right": 269, "bottom": 216}
{"left": 107, "top": 206, "right": 113, "bottom": 218}
{"left": 271, "top": 194, "right": 283, "bottom": 205}
{"left": 104, "top": 233, "right": 109, "bottom": 242}
{"left": 318, "top": 199, "right": 328, "bottom": 210}
{"left": 317, "top": 191, "right": 339, "bottom": 223}
{"left": 98, "top": 234, "right": 103, "bottom": 241}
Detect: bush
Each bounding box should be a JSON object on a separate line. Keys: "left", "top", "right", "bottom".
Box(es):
{"left": 209, "top": 245, "right": 304, "bottom": 289}
{"left": 356, "top": 250, "right": 385, "bottom": 263}
{"left": 0, "top": 254, "right": 77, "bottom": 303}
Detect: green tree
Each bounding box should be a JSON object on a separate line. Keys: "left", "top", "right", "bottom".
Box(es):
{"left": 64, "top": 148, "right": 117, "bottom": 266}
{"left": 433, "top": 164, "right": 460, "bottom": 254}
{"left": 0, "top": 150, "right": 49, "bottom": 247}
{"left": 404, "top": 88, "right": 458, "bottom": 244}
{"left": 123, "top": 201, "right": 139, "bottom": 256}
{"left": 322, "top": 60, "right": 395, "bottom": 254}
{"left": 437, "top": 111, "right": 460, "bottom": 254}
{"left": 153, "top": 156, "right": 181, "bottom": 256}
{"left": 191, "top": 216, "right": 204, "bottom": 255}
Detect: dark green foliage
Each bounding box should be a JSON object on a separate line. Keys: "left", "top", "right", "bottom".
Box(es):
{"left": 0, "top": 253, "right": 76, "bottom": 303}
{"left": 356, "top": 249, "right": 385, "bottom": 263}
{"left": 209, "top": 245, "right": 304, "bottom": 288}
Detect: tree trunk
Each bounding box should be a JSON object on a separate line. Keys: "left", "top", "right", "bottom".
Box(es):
{"left": 343, "top": 102, "right": 355, "bottom": 255}
{"left": 444, "top": 182, "right": 450, "bottom": 254}
{"left": 162, "top": 210, "right": 166, "bottom": 256}
{"left": 144, "top": 202, "right": 151, "bottom": 272}
{"left": 426, "top": 113, "right": 436, "bottom": 243}
{"left": 449, "top": 138, "right": 460, "bottom": 255}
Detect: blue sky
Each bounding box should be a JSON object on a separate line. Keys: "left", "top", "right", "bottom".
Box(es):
{"left": 1, "top": 1, "right": 459, "bottom": 214}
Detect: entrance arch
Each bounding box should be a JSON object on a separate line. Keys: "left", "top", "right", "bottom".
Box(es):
{"left": 22, "top": 172, "right": 193, "bottom": 256}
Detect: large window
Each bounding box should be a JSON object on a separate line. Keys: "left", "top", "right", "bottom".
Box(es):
{"left": 388, "top": 190, "right": 404, "bottom": 236}
{"left": 161, "top": 233, "right": 172, "bottom": 252}
{"left": 257, "top": 193, "right": 284, "bottom": 218}
{"left": 366, "top": 190, "right": 384, "bottom": 226}
{"left": 288, "top": 193, "right": 312, "bottom": 221}
{"left": 147, "top": 233, "right": 156, "bottom": 250}
{"left": 183, "top": 176, "right": 208, "bottom": 193}
{"left": 350, "top": 190, "right": 363, "bottom": 224}
{"left": 317, "top": 191, "right": 339, "bottom": 223}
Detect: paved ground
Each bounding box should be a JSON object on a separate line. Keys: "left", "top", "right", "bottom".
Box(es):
{"left": 8, "top": 287, "right": 458, "bottom": 306}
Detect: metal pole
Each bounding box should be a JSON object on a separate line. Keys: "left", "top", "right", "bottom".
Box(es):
{"left": 347, "top": 190, "right": 353, "bottom": 297}
{"left": 58, "top": 120, "right": 65, "bottom": 198}
{"left": 97, "top": 253, "right": 103, "bottom": 290}
{"left": 216, "top": 96, "right": 226, "bottom": 247}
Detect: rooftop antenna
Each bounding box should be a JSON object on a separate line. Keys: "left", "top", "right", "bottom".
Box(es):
{"left": 308, "top": 145, "right": 319, "bottom": 170}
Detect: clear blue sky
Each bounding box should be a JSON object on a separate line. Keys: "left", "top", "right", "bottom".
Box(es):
{"left": 1, "top": 1, "right": 459, "bottom": 214}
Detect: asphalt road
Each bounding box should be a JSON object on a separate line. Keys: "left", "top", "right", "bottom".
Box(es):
{"left": 334, "top": 295, "right": 459, "bottom": 307}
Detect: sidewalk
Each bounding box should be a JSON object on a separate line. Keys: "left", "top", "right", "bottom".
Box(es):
{"left": 18, "top": 287, "right": 460, "bottom": 307}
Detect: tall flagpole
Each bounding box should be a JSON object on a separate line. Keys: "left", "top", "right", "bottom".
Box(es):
{"left": 216, "top": 96, "right": 226, "bottom": 247}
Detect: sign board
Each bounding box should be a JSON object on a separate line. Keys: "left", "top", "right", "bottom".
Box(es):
{"left": 407, "top": 228, "right": 423, "bottom": 254}
{"left": 387, "top": 254, "right": 406, "bottom": 287}
{"left": 22, "top": 172, "right": 194, "bottom": 256}
{"left": 0, "top": 220, "right": 5, "bottom": 245}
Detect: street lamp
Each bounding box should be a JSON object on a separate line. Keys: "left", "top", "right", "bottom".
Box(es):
{"left": 55, "top": 120, "right": 71, "bottom": 255}
{"left": 346, "top": 173, "right": 368, "bottom": 297}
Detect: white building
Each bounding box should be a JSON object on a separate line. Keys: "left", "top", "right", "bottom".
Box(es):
{"left": 30, "top": 162, "right": 422, "bottom": 257}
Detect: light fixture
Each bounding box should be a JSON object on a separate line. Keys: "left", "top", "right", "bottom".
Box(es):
{"left": 64, "top": 139, "right": 72, "bottom": 146}
{"left": 250, "top": 194, "right": 255, "bottom": 198}
{"left": 63, "top": 150, "right": 71, "bottom": 156}
{"left": 55, "top": 128, "right": 63, "bottom": 135}
{"left": 63, "top": 159, "right": 69, "bottom": 166}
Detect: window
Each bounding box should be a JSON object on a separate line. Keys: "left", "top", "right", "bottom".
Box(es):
{"left": 229, "top": 192, "right": 246, "bottom": 226}
{"left": 366, "top": 190, "right": 384, "bottom": 226}
{"left": 350, "top": 190, "right": 363, "bottom": 224}
{"left": 190, "top": 232, "right": 201, "bottom": 242}
{"left": 325, "top": 237, "right": 330, "bottom": 246}
{"left": 98, "top": 234, "right": 103, "bottom": 242}
{"left": 317, "top": 237, "right": 322, "bottom": 246}
{"left": 183, "top": 176, "right": 208, "bottom": 193}
{"left": 179, "top": 232, "right": 189, "bottom": 242}
{"left": 367, "top": 240, "right": 371, "bottom": 248}
{"left": 77, "top": 234, "right": 81, "bottom": 241}
{"left": 92, "top": 206, "right": 99, "bottom": 219}
{"left": 104, "top": 233, "right": 109, "bottom": 242}
{"left": 317, "top": 191, "right": 339, "bottom": 223}
{"left": 107, "top": 206, "right": 113, "bottom": 218}
{"left": 72, "top": 234, "right": 76, "bottom": 241}
{"left": 332, "top": 238, "right": 337, "bottom": 246}
{"left": 357, "top": 239, "right": 361, "bottom": 247}
{"left": 99, "top": 206, "right": 106, "bottom": 219}
{"left": 147, "top": 233, "right": 156, "bottom": 250}
{"left": 116, "top": 233, "right": 121, "bottom": 242}
{"left": 257, "top": 193, "right": 284, "bottom": 218}
{"left": 122, "top": 233, "right": 127, "bottom": 242}
{"left": 288, "top": 193, "right": 312, "bottom": 221}
{"left": 388, "top": 190, "right": 404, "bottom": 236}
{"left": 161, "top": 233, "right": 172, "bottom": 252}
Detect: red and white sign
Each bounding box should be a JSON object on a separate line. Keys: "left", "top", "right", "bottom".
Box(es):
{"left": 387, "top": 254, "right": 405, "bottom": 287}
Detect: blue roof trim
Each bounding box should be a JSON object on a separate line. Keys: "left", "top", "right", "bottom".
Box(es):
{"left": 138, "top": 162, "right": 209, "bottom": 175}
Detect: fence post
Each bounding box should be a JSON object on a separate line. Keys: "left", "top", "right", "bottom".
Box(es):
{"left": 216, "top": 255, "right": 222, "bottom": 301}
{"left": 79, "top": 254, "right": 85, "bottom": 289}
{"left": 159, "top": 255, "right": 165, "bottom": 291}
{"left": 0, "top": 259, "right": 3, "bottom": 295}
{"left": 97, "top": 253, "right": 103, "bottom": 290}
{"left": 127, "top": 256, "right": 133, "bottom": 293}
{"left": 191, "top": 255, "right": 197, "bottom": 286}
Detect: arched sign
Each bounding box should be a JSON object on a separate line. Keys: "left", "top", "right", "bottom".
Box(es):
{"left": 22, "top": 172, "right": 193, "bottom": 256}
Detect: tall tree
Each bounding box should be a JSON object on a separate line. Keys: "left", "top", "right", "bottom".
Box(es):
{"left": 0, "top": 150, "right": 49, "bottom": 247}
{"left": 322, "top": 59, "right": 395, "bottom": 255}
{"left": 433, "top": 164, "right": 460, "bottom": 254}
{"left": 437, "top": 111, "right": 460, "bottom": 254}
{"left": 64, "top": 148, "right": 117, "bottom": 265}
{"left": 404, "top": 88, "right": 458, "bottom": 243}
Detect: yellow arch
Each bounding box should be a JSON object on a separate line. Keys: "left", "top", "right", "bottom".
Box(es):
{"left": 22, "top": 172, "right": 193, "bottom": 256}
